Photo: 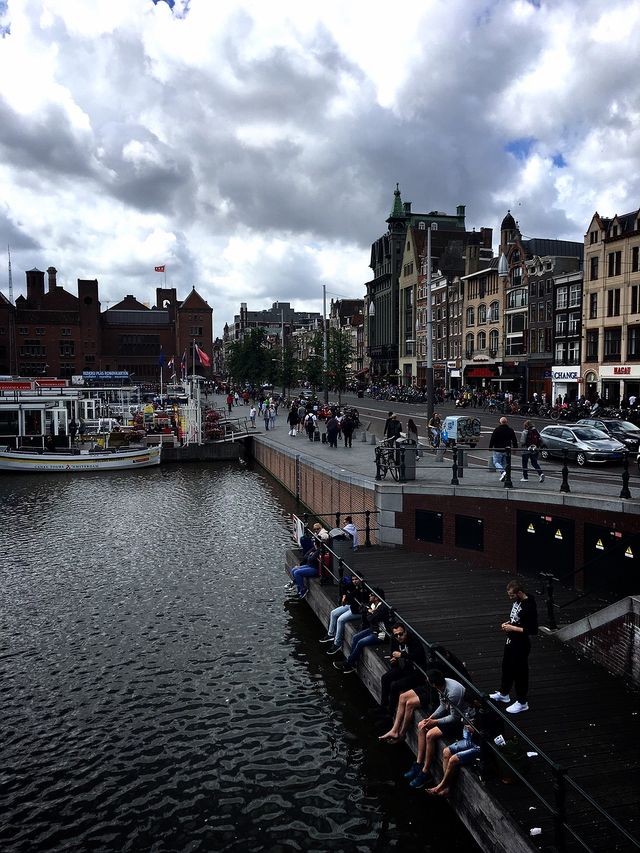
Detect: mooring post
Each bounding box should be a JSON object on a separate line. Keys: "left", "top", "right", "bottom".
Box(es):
{"left": 398, "top": 448, "right": 406, "bottom": 482}
{"left": 451, "top": 447, "right": 460, "bottom": 485}
{"left": 375, "top": 447, "right": 382, "bottom": 481}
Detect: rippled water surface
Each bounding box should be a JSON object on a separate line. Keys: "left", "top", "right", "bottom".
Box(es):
{"left": 0, "top": 464, "right": 477, "bottom": 852}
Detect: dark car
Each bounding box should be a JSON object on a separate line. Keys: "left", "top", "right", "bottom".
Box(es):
{"left": 575, "top": 418, "right": 640, "bottom": 452}
{"left": 539, "top": 425, "right": 625, "bottom": 466}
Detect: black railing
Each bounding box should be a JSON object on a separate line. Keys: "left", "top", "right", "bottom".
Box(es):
{"left": 289, "top": 522, "right": 639, "bottom": 852}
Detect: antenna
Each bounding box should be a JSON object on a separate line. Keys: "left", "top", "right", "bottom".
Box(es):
{"left": 7, "top": 244, "right": 14, "bottom": 304}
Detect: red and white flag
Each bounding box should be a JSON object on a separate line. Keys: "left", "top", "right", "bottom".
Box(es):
{"left": 154, "top": 265, "right": 165, "bottom": 273}
{"left": 195, "top": 344, "right": 211, "bottom": 367}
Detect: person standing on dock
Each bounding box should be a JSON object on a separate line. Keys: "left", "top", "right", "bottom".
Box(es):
{"left": 489, "top": 417, "right": 518, "bottom": 481}
{"left": 287, "top": 405, "right": 299, "bottom": 437}
{"left": 489, "top": 580, "right": 538, "bottom": 714}
{"left": 249, "top": 406, "right": 257, "bottom": 428}
{"left": 263, "top": 405, "right": 271, "bottom": 431}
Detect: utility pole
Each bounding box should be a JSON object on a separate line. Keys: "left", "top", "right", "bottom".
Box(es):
{"left": 281, "top": 307, "right": 286, "bottom": 397}
{"left": 323, "top": 284, "right": 329, "bottom": 403}
{"left": 425, "top": 223, "right": 438, "bottom": 422}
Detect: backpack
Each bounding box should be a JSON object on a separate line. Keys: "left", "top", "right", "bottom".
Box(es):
{"left": 526, "top": 427, "right": 541, "bottom": 448}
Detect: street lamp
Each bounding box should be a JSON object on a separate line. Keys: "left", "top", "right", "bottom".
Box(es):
{"left": 425, "top": 222, "right": 438, "bottom": 421}
{"left": 368, "top": 299, "right": 375, "bottom": 381}
{"left": 323, "top": 284, "right": 329, "bottom": 403}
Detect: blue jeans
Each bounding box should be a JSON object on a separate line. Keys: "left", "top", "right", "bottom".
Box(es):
{"left": 521, "top": 451, "right": 542, "bottom": 477}
{"left": 292, "top": 564, "right": 317, "bottom": 596}
{"left": 492, "top": 451, "right": 506, "bottom": 472}
{"left": 346, "top": 628, "right": 383, "bottom": 665}
{"left": 328, "top": 605, "right": 360, "bottom": 648}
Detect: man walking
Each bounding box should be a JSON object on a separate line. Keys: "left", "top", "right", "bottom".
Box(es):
{"left": 490, "top": 580, "right": 538, "bottom": 714}
{"left": 489, "top": 416, "right": 518, "bottom": 481}
{"left": 520, "top": 420, "right": 545, "bottom": 483}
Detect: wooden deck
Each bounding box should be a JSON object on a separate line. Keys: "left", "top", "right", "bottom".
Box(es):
{"left": 290, "top": 547, "right": 639, "bottom": 853}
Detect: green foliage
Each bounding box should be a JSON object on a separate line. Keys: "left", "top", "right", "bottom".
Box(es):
{"left": 226, "top": 328, "right": 271, "bottom": 386}
{"left": 327, "top": 328, "right": 354, "bottom": 401}
{"left": 305, "top": 331, "right": 325, "bottom": 392}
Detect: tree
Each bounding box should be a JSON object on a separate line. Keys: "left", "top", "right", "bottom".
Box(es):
{"left": 274, "top": 341, "right": 299, "bottom": 396}
{"left": 226, "top": 328, "right": 270, "bottom": 387}
{"left": 305, "top": 331, "right": 325, "bottom": 394}
{"left": 327, "top": 328, "right": 354, "bottom": 404}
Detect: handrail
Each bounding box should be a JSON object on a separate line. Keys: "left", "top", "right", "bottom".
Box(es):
{"left": 290, "top": 522, "right": 639, "bottom": 852}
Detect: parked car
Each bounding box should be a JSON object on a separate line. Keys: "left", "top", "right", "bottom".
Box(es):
{"left": 539, "top": 425, "right": 626, "bottom": 466}
{"left": 575, "top": 418, "right": 640, "bottom": 452}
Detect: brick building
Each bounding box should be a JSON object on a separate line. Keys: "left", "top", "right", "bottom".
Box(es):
{"left": 0, "top": 266, "right": 213, "bottom": 380}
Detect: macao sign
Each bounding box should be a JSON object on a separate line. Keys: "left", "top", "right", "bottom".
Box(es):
{"left": 613, "top": 367, "right": 631, "bottom": 375}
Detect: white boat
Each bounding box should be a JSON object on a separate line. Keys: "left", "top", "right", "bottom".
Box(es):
{"left": 0, "top": 444, "right": 162, "bottom": 472}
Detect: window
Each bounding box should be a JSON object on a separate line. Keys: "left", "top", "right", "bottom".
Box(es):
{"left": 489, "top": 329, "right": 499, "bottom": 354}
{"left": 568, "top": 284, "right": 581, "bottom": 307}
{"left": 568, "top": 312, "right": 580, "bottom": 335}
{"left": 633, "top": 246, "right": 639, "bottom": 273}
{"left": 628, "top": 327, "right": 640, "bottom": 360}
{"left": 465, "top": 333, "right": 474, "bottom": 358}
{"left": 556, "top": 315, "right": 567, "bottom": 335}
{"left": 84, "top": 354, "right": 96, "bottom": 363}
{"left": 18, "top": 327, "right": 28, "bottom": 335}
{"left": 556, "top": 286, "right": 568, "bottom": 309}
{"left": 568, "top": 341, "right": 579, "bottom": 362}
{"left": 466, "top": 306, "right": 475, "bottom": 326}
{"left": 586, "top": 330, "right": 599, "bottom": 361}
{"left": 477, "top": 331, "right": 486, "bottom": 350}
{"left": 546, "top": 301, "right": 553, "bottom": 321}
{"left": 589, "top": 293, "right": 598, "bottom": 319}
{"left": 603, "top": 327, "right": 621, "bottom": 360}
{"left": 35, "top": 328, "right": 45, "bottom": 335}
{"left": 612, "top": 225, "right": 619, "bottom": 237}
{"left": 590, "top": 230, "right": 598, "bottom": 244}
{"left": 61, "top": 328, "right": 72, "bottom": 336}
{"left": 489, "top": 301, "right": 499, "bottom": 322}
{"left": 555, "top": 342, "right": 566, "bottom": 362}
{"left": 606, "top": 289, "right": 621, "bottom": 316}
{"left": 19, "top": 340, "right": 46, "bottom": 357}
{"left": 608, "top": 251, "right": 622, "bottom": 276}
{"left": 477, "top": 304, "right": 487, "bottom": 324}
{"left": 589, "top": 256, "right": 599, "bottom": 281}
{"left": 506, "top": 289, "right": 527, "bottom": 309}
{"left": 455, "top": 515, "right": 484, "bottom": 551}
{"left": 415, "top": 510, "right": 443, "bottom": 543}
{"left": 59, "top": 341, "right": 75, "bottom": 356}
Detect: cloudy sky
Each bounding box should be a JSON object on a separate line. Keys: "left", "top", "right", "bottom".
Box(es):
{"left": 1, "top": 0, "right": 639, "bottom": 334}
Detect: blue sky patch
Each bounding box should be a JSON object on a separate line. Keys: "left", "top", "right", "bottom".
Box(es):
{"left": 552, "top": 153, "right": 567, "bottom": 168}
{"left": 505, "top": 137, "right": 536, "bottom": 160}
{"left": 152, "top": 0, "right": 175, "bottom": 8}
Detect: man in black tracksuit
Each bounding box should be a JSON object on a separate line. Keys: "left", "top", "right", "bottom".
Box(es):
{"left": 379, "top": 625, "right": 427, "bottom": 712}
{"left": 490, "top": 580, "right": 538, "bottom": 714}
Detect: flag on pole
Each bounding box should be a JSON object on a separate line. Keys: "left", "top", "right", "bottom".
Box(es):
{"left": 159, "top": 346, "right": 165, "bottom": 367}
{"left": 180, "top": 349, "right": 187, "bottom": 378}
{"left": 154, "top": 265, "right": 165, "bottom": 273}
{"left": 195, "top": 344, "right": 211, "bottom": 367}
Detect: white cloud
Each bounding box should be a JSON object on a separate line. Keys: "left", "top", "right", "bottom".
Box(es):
{"left": 0, "top": 0, "right": 639, "bottom": 333}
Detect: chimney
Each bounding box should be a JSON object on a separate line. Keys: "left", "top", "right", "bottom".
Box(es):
{"left": 47, "top": 266, "right": 57, "bottom": 292}
{"left": 26, "top": 268, "right": 45, "bottom": 306}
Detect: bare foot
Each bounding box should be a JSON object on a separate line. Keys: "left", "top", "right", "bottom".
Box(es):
{"left": 378, "top": 731, "right": 398, "bottom": 741}
{"left": 426, "top": 787, "right": 449, "bottom": 797}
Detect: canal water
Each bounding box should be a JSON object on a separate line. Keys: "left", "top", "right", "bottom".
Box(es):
{"left": 0, "top": 463, "right": 478, "bottom": 852}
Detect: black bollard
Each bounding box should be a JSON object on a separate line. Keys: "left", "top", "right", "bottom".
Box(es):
{"left": 504, "top": 448, "right": 513, "bottom": 488}
{"left": 364, "top": 510, "right": 372, "bottom": 547}
{"left": 375, "top": 447, "right": 382, "bottom": 481}
{"left": 398, "top": 448, "right": 406, "bottom": 482}
{"left": 620, "top": 452, "right": 632, "bottom": 499}
{"left": 451, "top": 447, "right": 460, "bottom": 485}
{"left": 560, "top": 451, "right": 570, "bottom": 493}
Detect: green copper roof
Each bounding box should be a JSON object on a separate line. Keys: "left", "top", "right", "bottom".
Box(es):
{"left": 389, "top": 183, "right": 405, "bottom": 218}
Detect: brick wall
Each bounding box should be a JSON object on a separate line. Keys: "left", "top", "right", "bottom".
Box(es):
{"left": 253, "top": 439, "right": 378, "bottom": 545}
{"left": 567, "top": 610, "right": 640, "bottom": 686}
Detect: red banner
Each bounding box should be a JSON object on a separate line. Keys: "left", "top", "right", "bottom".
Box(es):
{"left": 0, "top": 381, "right": 32, "bottom": 390}
{"left": 35, "top": 379, "right": 67, "bottom": 388}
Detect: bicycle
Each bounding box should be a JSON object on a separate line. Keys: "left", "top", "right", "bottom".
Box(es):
{"left": 377, "top": 445, "right": 400, "bottom": 480}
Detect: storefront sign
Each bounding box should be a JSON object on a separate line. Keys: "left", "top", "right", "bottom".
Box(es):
{"left": 599, "top": 365, "right": 640, "bottom": 379}
{"left": 466, "top": 366, "right": 498, "bottom": 378}
{"left": 0, "top": 381, "right": 32, "bottom": 390}
{"left": 551, "top": 366, "right": 580, "bottom": 381}
{"left": 35, "top": 379, "right": 67, "bottom": 388}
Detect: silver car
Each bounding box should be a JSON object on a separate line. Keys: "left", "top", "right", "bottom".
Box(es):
{"left": 539, "top": 425, "right": 626, "bottom": 466}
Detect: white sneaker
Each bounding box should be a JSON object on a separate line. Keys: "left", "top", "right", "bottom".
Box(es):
{"left": 520, "top": 477, "right": 528, "bottom": 482}
{"left": 499, "top": 471, "right": 506, "bottom": 481}
{"left": 489, "top": 691, "right": 510, "bottom": 702}
{"left": 539, "top": 473, "right": 545, "bottom": 482}
{"left": 506, "top": 701, "right": 529, "bottom": 714}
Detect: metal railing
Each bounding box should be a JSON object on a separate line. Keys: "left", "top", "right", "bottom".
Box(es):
{"left": 290, "top": 520, "right": 639, "bottom": 852}
{"left": 375, "top": 444, "right": 637, "bottom": 500}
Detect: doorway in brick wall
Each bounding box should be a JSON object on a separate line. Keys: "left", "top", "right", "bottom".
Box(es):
{"left": 516, "top": 510, "right": 575, "bottom": 582}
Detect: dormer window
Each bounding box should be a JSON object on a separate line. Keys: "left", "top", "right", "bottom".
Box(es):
{"left": 418, "top": 221, "right": 426, "bottom": 230}
{"left": 590, "top": 230, "right": 598, "bottom": 244}
{"left": 612, "top": 225, "right": 618, "bottom": 237}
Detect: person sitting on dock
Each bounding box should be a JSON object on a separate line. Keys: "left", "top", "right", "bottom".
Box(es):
{"left": 320, "top": 575, "right": 365, "bottom": 655}
{"left": 333, "top": 588, "right": 389, "bottom": 674}
{"left": 403, "top": 669, "right": 466, "bottom": 790}
{"left": 425, "top": 715, "right": 481, "bottom": 798}
{"left": 288, "top": 537, "right": 329, "bottom": 600}
{"left": 379, "top": 648, "right": 468, "bottom": 744}
{"left": 342, "top": 516, "right": 358, "bottom": 550}
{"left": 379, "top": 625, "right": 427, "bottom": 715}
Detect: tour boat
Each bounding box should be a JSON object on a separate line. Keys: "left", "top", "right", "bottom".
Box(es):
{"left": 0, "top": 443, "right": 162, "bottom": 472}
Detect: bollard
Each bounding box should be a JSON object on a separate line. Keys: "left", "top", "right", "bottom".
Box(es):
{"left": 364, "top": 510, "right": 372, "bottom": 547}
{"left": 361, "top": 430, "right": 368, "bottom": 442}
{"left": 560, "top": 451, "right": 570, "bottom": 493}
{"left": 504, "top": 448, "right": 513, "bottom": 488}
{"left": 375, "top": 447, "right": 382, "bottom": 481}
{"left": 369, "top": 434, "right": 377, "bottom": 445}
{"left": 451, "top": 448, "right": 460, "bottom": 485}
{"left": 620, "top": 452, "right": 632, "bottom": 499}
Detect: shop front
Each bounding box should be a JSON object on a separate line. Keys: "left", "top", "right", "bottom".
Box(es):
{"left": 599, "top": 365, "right": 640, "bottom": 405}
{"left": 551, "top": 365, "right": 580, "bottom": 404}
{"left": 464, "top": 364, "right": 499, "bottom": 388}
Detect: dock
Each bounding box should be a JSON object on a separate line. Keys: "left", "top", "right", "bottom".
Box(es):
{"left": 285, "top": 546, "right": 639, "bottom": 853}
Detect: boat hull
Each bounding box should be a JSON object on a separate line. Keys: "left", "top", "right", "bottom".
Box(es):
{"left": 0, "top": 445, "right": 162, "bottom": 472}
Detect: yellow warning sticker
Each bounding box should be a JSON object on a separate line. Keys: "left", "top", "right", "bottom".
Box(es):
{"left": 625, "top": 546, "right": 634, "bottom": 559}
{"left": 555, "top": 529, "right": 563, "bottom": 540}
{"left": 596, "top": 539, "right": 604, "bottom": 551}
{"left": 527, "top": 523, "right": 535, "bottom": 533}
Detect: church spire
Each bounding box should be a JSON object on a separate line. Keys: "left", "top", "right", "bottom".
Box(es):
{"left": 389, "top": 182, "right": 405, "bottom": 218}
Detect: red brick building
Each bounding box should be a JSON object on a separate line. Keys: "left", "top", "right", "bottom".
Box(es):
{"left": 0, "top": 267, "right": 213, "bottom": 380}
